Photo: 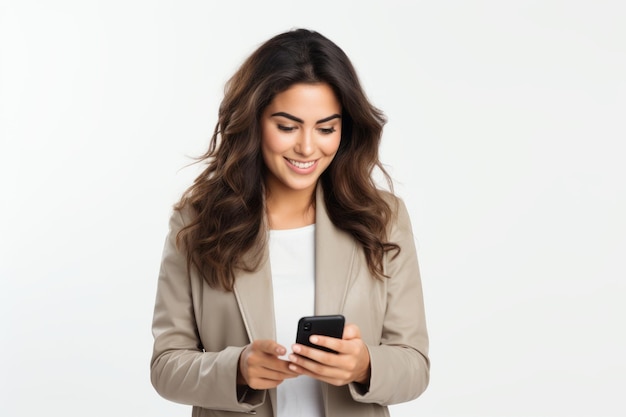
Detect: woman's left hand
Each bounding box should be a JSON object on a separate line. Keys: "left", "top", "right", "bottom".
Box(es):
{"left": 288, "top": 323, "right": 371, "bottom": 386}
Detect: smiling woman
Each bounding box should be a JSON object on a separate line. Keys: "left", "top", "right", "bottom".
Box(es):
{"left": 150, "top": 28, "right": 429, "bottom": 417}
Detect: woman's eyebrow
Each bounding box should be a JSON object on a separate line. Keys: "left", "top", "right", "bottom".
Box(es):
{"left": 316, "top": 114, "right": 341, "bottom": 124}
{"left": 271, "top": 112, "right": 304, "bottom": 123}
{"left": 270, "top": 112, "right": 341, "bottom": 124}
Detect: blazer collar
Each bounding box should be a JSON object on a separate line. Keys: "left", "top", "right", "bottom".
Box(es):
{"left": 313, "top": 185, "right": 357, "bottom": 315}
{"left": 233, "top": 185, "right": 357, "bottom": 340}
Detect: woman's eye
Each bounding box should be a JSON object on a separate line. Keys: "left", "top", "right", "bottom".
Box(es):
{"left": 319, "top": 127, "right": 336, "bottom": 135}
{"left": 277, "top": 125, "right": 295, "bottom": 132}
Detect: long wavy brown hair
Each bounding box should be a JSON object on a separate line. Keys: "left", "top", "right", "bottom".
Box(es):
{"left": 175, "top": 28, "right": 400, "bottom": 291}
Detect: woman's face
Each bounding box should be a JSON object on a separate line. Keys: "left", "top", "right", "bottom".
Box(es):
{"left": 261, "top": 82, "right": 342, "bottom": 197}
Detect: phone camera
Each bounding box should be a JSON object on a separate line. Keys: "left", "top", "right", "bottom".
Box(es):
{"left": 303, "top": 322, "right": 312, "bottom": 331}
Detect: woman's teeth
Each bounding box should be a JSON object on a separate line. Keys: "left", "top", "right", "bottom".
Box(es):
{"left": 288, "top": 159, "right": 315, "bottom": 169}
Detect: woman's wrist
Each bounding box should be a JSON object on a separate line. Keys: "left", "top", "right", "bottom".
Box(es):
{"left": 354, "top": 363, "right": 371, "bottom": 385}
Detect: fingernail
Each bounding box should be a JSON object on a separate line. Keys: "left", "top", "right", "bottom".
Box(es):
{"left": 310, "top": 336, "right": 318, "bottom": 344}
{"left": 292, "top": 344, "right": 301, "bottom": 353}
{"left": 289, "top": 364, "right": 297, "bottom": 371}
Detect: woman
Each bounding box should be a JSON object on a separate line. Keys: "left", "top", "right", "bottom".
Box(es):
{"left": 151, "top": 28, "right": 429, "bottom": 417}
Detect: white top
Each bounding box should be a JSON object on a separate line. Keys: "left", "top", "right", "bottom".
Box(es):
{"left": 269, "top": 224, "right": 323, "bottom": 417}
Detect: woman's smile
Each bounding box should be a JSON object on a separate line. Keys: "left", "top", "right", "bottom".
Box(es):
{"left": 285, "top": 158, "right": 318, "bottom": 171}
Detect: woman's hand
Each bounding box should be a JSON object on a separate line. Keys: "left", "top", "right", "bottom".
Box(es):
{"left": 287, "top": 323, "right": 371, "bottom": 386}
{"left": 238, "top": 340, "right": 299, "bottom": 390}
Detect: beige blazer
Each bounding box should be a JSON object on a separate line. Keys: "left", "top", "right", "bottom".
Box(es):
{"left": 151, "top": 188, "right": 429, "bottom": 417}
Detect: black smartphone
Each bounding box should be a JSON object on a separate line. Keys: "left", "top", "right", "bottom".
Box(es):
{"left": 295, "top": 314, "right": 345, "bottom": 353}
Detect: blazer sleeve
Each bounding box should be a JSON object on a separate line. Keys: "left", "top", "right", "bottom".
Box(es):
{"left": 150, "top": 209, "right": 265, "bottom": 412}
{"left": 349, "top": 197, "right": 430, "bottom": 405}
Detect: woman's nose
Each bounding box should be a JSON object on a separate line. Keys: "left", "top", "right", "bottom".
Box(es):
{"left": 294, "top": 130, "right": 314, "bottom": 156}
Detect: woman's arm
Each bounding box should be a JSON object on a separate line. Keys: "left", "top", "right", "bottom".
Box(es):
{"left": 150, "top": 209, "right": 265, "bottom": 412}
{"left": 351, "top": 197, "right": 430, "bottom": 404}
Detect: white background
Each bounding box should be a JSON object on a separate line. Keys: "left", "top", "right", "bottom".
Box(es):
{"left": 1, "top": 1, "right": 625, "bottom": 416}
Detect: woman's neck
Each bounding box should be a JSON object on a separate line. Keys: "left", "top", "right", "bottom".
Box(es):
{"left": 265, "top": 183, "right": 316, "bottom": 230}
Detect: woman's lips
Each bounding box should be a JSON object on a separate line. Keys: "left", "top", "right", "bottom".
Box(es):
{"left": 285, "top": 157, "right": 318, "bottom": 173}
{"left": 287, "top": 158, "right": 315, "bottom": 169}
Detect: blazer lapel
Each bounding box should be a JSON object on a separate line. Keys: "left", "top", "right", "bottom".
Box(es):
{"left": 314, "top": 186, "right": 357, "bottom": 315}
{"left": 233, "top": 186, "right": 357, "bottom": 331}
{"left": 233, "top": 243, "right": 276, "bottom": 343}
{"left": 233, "top": 243, "right": 278, "bottom": 417}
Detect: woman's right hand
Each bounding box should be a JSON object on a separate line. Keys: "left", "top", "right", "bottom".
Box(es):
{"left": 238, "top": 340, "right": 299, "bottom": 390}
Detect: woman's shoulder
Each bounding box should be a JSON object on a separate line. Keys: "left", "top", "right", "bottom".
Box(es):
{"left": 168, "top": 202, "right": 199, "bottom": 230}
{"left": 374, "top": 188, "right": 414, "bottom": 232}
{"left": 375, "top": 188, "right": 403, "bottom": 212}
